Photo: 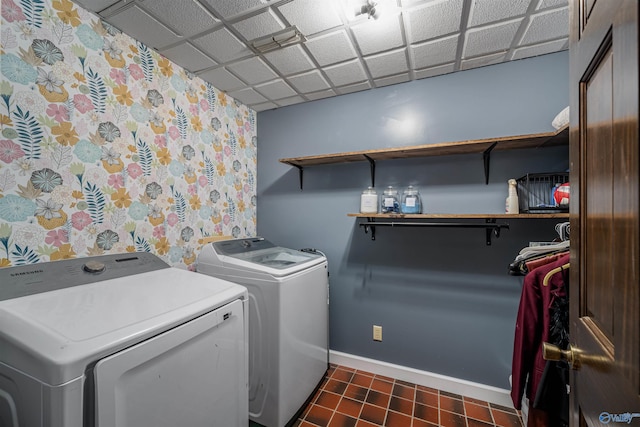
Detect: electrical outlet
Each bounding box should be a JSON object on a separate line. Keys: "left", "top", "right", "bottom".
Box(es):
{"left": 373, "top": 325, "right": 382, "bottom": 341}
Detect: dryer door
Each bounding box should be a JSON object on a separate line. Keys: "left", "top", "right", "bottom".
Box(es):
{"left": 92, "top": 299, "right": 246, "bottom": 427}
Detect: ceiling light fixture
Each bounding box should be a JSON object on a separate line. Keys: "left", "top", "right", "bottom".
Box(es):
{"left": 354, "top": 0, "right": 380, "bottom": 20}
{"left": 250, "top": 26, "right": 306, "bottom": 54}
{"left": 343, "top": 0, "right": 400, "bottom": 22}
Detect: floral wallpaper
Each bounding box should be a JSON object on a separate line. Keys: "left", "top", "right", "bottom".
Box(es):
{"left": 0, "top": 0, "right": 257, "bottom": 270}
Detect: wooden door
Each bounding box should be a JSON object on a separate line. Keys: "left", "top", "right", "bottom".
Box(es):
{"left": 569, "top": 0, "right": 639, "bottom": 425}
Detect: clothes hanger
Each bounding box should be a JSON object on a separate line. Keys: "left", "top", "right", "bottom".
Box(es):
{"left": 543, "top": 262, "right": 570, "bottom": 286}
{"left": 515, "top": 241, "right": 570, "bottom": 262}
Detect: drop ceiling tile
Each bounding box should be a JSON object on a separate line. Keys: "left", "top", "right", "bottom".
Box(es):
{"left": 305, "top": 30, "right": 358, "bottom": 67}
{"left": 305, "top": 89, "right": 337, "bottom": 101}
{"left": 193, "top": 28, "right": 252, "bottom": 63}
{"left": 336, "top": 81, "right": 372, "bottom": 95}
{"left": 511, "top": 38, "right": 567, "bottom": 60}
{"left": 227, "top": 88, "right": 267, "bottom": 105}
{"left": 160, "top": 43, "right": 216, "bottom": 73}
{"left": 399, "top": 0, "right": 434, "bottom": 5}
{"left": 107, "top": 5, "right": 180, "bottom": 49}
{"left": 463, "top": 18, "right": 522, "bottom": 58}
{"left": 520, "top": 7, "right": 569, "bottom": 45}
{"left": 197, "top": 67, "right": 245, "bottom": 91}
{"left": 461, "top": 51, "right": 506, "bottom": 70}
{"left": 277, "top": 0, "right": 342, "bottom": 36}
{"left": 263, "top": 44, "right": 315, "bottom": 76}
{"left": 76, "top": 0, "right": 119, "bottom": 13}
{"left": 410, "top": 34, "right": 458, "bottom": 69}
{"left": 97, "top": 0, "right": 134, "bottom": 17}
{"left": 287, "top": 70, "right": 331, "bottom": 93}
{"left": 199, "top": 0, "right": 267, "bottom": 20}
{"left": 233, "top": 9, "right": 285, "bottom": 42}
{"left": 537, "top": 0, "right": 569, "bottom": 10}
{"left": 227, "top": 57, "right": 277, "bottom": 85}
{"left": 399, "top": 0, "right": 429, "bottom": 5}
{"left": 364, "top": 48, "right": 408, "bottom": 78}
{"left": 323, "top": 59, "right": 368, "bottom": 87}
{"left": 414, "top": 63, "right": 455, "bottom": 79}
{"left": 351, "top": 15, "right": 404, "bottom": 56}
{"left": 251, "top": 101, "right": 278, "bottom": 112}
{"left": 275, "top": 96, "right": 306, "bottom": 107}
{"left": 404, "top": 0, "right": 463, "bottom": 43}
{"left": 254, "top": 79, "right": 298, "bottom": 100}
{"left": 468, "top": 0, "right": 530, "bottom": 27}
{"left": 142, "top": 0, "right": 218, "bottom": 38}
{"left": 374, "top": 73, "right": 410, "bottom": 88}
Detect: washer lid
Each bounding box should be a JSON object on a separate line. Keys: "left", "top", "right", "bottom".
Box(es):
{"left": 229, "top": 246, "right": 320, "bottom": 269}
{"left": 205, "top": 238, "right": 325, "bottom": 276}
{"left": 0, "top": 266, "right": 246, "bottom": 386}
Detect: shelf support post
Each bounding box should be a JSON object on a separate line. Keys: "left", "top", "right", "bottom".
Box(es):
{"left": 363, "top": 155, "right": 376, "bottom": 188}
{"left": 483, "top": 142, "right": 498, "bottom": 185}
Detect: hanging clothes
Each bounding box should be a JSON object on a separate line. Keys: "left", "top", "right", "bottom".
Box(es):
{"left": 524, "top": 251, "right": 569, "bottom": 274}
{"left": 532, "top": 265, "right": 570, "bottom": 427}
{"left": 511, "top": 253, "right": 570, "bottom": 426}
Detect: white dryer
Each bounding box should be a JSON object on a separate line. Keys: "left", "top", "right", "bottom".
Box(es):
{"left": 197, "top": 237, "right": 329, "bottom": 427}
{"left": 0, "top": 253, "right": 248, "bottom": 427}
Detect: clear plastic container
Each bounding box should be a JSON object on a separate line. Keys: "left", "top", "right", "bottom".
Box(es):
{"left": 381, "top": 186, "right": 400, "bottom": 213}
{"left": 401, "top": 185, "right": 422, "bottom": 214}
{"left": 360, "top": 187, "right": 378, "bottom": 213}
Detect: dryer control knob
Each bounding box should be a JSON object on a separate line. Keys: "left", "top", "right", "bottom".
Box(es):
{"left": 83, "top": 261, "right": 106, "bottom": 273}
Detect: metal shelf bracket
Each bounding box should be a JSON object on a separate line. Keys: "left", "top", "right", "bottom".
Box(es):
{"left": 485, "top": 218, "right": 501, "bottom": 246}
{"left": 483, "top": 142, "right": 498, "bottom": 185}
{"left": 292, "top": 164, "right": 304, "bottom": 190}
{"left": 363, "top": 155, "right": 376, "bottom": 188}
{"left": 363, "top": 219, "right": 377, "bottom": 240}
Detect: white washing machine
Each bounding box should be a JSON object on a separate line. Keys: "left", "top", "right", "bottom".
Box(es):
{"left": 0, "top": 252, "right": 248, "bottom": 427}
{"left": 197, "top": 237, "right": 329, "bottom": 427}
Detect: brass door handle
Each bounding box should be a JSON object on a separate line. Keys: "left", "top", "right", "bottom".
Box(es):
{"left": 543, "top": 343, "right": 610, "bottom": 371}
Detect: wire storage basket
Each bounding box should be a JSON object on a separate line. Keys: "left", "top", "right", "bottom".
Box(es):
{"left": 516, "top": 172, "right": 569, "bottom": 213}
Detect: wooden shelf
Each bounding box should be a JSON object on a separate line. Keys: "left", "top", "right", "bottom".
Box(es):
{"left": 348, "top": 213, "right": 570, "bottom": 219}
{"left": 279, "top": 125, "right": 568, "bottom": 188}
{"left": 280, "top": 125, "right": 569, "bottom": 168}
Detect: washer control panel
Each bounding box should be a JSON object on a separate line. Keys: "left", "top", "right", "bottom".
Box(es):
{"left": 212, "top": 237, "right": 272, "bottom": 255}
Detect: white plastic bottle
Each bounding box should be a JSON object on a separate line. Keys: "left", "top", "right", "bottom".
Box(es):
{"left": 506, "top": 179, "right": 519, "bottom": 214}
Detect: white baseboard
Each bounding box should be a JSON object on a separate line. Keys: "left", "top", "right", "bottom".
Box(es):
{"left": 329, "top": 350, "right": 514, "bottom": 408}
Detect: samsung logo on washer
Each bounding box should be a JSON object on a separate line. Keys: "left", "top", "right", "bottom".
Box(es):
{"left": 10, "top": 269, "right": 43, "bottom": 277}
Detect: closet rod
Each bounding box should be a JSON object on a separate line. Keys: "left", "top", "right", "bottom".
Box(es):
{"left": 360, "top": 221, "right": 510, "bottom": 228}
{"left": 359, "top": 221, "right": 509, "bottom": 244}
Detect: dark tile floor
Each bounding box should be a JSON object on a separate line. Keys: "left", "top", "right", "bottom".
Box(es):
{"left": 292, "top": 364, "right": 523, "bottom": 427}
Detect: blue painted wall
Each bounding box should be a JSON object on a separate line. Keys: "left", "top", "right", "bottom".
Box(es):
{"left": 257, "top": 51, "right": 569, "bottom": 389}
